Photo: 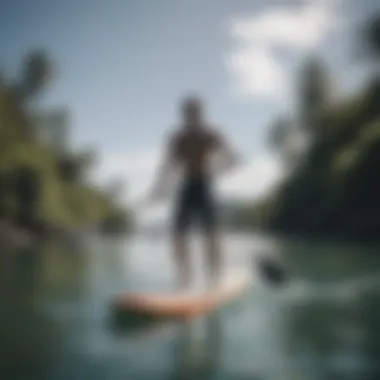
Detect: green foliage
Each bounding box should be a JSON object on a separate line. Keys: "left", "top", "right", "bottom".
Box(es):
{"left": 239, "top": 35, "right": 380, "bottom": 242}
{"left": 362, "top": 13, "right": 380, "bottom": 59}
{"left": 99, "top": 208, "right": 134, "bottom": 235}
{"left": 19, "top": 50, "right": 53, "bottom": 99}
{"left": 268, "top": 116, "right": 290, "bottom": 151}
{"left": 268, "top": 116, "right": 301, "bottom": 168}
{"left": 264, "top": 82, "right": 380, "bottom": 241}
{"left": 298, "top": 56, "right": 330, "bottom": 138}
{"left": 0, "top": 51, "right": 132, "bottom": 235}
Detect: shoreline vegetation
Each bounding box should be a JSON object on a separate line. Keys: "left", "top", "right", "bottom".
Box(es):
{"left": 229, "top": 14, "right": 380, "bottom": 245}
{"left": 229, "top": 75, "right": 380, "bottom": 244}
{"left": 224, "top": 70, "right": 379, "bottom": 239}
{"left": 0, "top": 50, "right": 133, "bottom": 248}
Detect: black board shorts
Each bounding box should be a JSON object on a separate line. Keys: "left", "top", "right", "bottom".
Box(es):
{"left": 173, "top": 176, "right": 217, "bottom": 234}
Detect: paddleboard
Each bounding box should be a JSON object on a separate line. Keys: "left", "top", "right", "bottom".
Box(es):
{"left": 113, "top": 273, "right": 251, "bottom": 319}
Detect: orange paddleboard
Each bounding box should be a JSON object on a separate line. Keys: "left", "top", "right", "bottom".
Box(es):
{"left": 113, "top": 274, "right": 251, "bottom": 319}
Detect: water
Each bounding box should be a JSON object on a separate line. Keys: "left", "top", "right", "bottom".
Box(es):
{"left": 0, "top": 232, "right": 379, "bottom": 380}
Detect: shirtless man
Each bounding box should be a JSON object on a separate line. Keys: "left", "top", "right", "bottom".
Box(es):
{"left": 148, "top": 96, "right": 239, "bottom": 289}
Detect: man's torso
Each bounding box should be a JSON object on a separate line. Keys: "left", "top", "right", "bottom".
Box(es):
{"left": 171, "top": 126, "right": 220, "bottom": 179}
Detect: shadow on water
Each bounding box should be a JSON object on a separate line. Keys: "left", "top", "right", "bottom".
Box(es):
{"left": 108, "top": 307, "right": 175, "bottom": 338}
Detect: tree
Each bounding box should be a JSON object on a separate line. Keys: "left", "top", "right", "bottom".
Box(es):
{"left": 362, "top": 13, "right": 380, "bottom": 60}
{"left": 0, "top": 69, "right": 5, "bottom": 86}
{"left": 106, "top": 179, "right": 126, "bottom": 202}
{"left": 19, "top": 50, "right": 53, "bottom": 99}
{"left": 57, "top": 155, "right": 83, "bottom": 183}
{"left": 298, "top": 56, "right": 329, "bottom": 140}
{"left": 268, "top": 115, "right": 300, "bottom": 168}
{"left": 76, "top": 147, "right": 97, "bottom": 170}
{"left": 0, "top": 51, "right": 133, "bottom": 239}
{"left": 360, "top": 13, "right": 380, "bottom": 85}
{"left": 269, "top": 116, "right": 289, "bottom": 151}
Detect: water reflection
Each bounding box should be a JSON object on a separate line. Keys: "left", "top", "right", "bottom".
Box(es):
{"left": 280, "top": 241, "right": 380, "bottom": 379}
{"left": 170, "top": 315, "right": 223, "bottom": 380}
{"left": 0, "top": 234, "right": 379, "bottom": 380}
{"left": 0, "top": 246, "right": 40, "bottom": 301}
{"left": 0, "top": 246, "right": 62, "bottom": 380}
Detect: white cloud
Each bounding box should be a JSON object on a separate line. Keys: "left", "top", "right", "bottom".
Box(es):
{"left": 226, "top": 0, "right": 341, "bottom": 99}
{"left": 227, "top": 45, "right": 288, "bottom": 99}
{"left": 230, "top": 1, "right": 338, "bottom": 50}
{"left": 219, "top": 153, "right": 285, "bottom": 200}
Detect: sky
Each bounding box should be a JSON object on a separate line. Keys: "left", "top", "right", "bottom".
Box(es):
{"left": 2, "top": 0, "right": 378, "bottom": 224}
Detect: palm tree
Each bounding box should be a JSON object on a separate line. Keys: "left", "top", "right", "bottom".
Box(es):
{"left": 269, "top": 116, "right": 290, "bottom": 152}
{"left": 19, "top": 49, "right": 53, "bottom": 99}
{"left": 269, "top": 116, "right": 297, "bottom": 166}
{"left": 361, "top": 13, "right": 380, "bottom": 110}
{"left": 298, "top": 56, "right": 329, "bottom": 140}
{"left": 363, "top": 13, "right": 380, "bottom": 59}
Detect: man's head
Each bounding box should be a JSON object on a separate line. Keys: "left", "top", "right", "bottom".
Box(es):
{"left": 180, "top": 95, "right": 204, "bottom": 127}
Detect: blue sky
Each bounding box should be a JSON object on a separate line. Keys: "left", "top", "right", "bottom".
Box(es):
{"left": 2, "top": 0, "right": 378, "bottom": 222}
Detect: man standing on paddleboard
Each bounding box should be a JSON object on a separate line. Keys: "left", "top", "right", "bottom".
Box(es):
{"left": 147, "top": 96, "right": 239, "bottom": 290}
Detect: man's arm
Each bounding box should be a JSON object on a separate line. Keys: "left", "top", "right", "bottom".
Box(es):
{"left": 148, "top": 133, "right": 179, "bottom": 203}
{"left": 211, "top": 130, "right": 241, "bottom": 174}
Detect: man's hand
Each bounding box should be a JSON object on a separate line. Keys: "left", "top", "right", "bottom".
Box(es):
{"left": 141, "top": 132, "right": 178, "bottom": 208}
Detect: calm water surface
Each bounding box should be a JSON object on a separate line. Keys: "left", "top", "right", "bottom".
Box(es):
{"left": 0, "top": 232, "right": 379, "bottom": 380}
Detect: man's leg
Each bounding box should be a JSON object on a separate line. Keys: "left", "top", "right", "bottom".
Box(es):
{"left": 172, "top": 231, "right": 191, "bottom": 290}
{"left": 204, "top": 230, "right": 222, "bottom": 288}
{"left": 201, "top": 186, "right": 222, "bottom": 288}
{"left": 173, "top": 183, "right": 193, "bottom": 290}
